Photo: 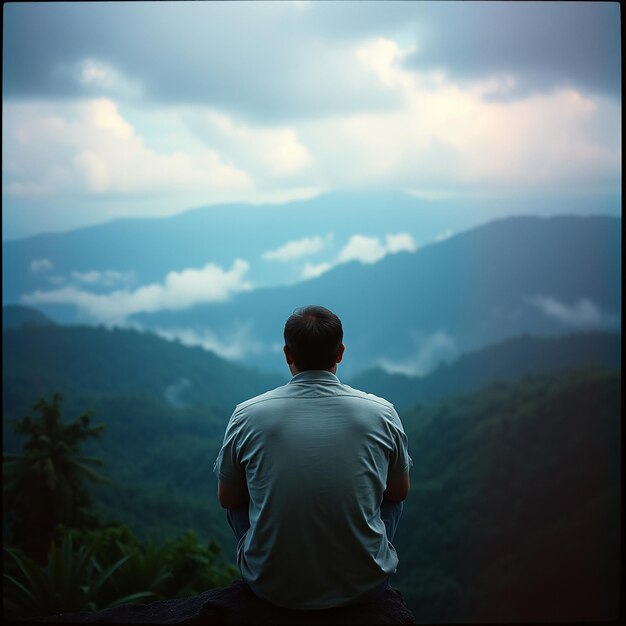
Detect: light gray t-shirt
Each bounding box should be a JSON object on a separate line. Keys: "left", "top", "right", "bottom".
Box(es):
{"left": 213, "top": 370, "right": 412, "bottom": 610}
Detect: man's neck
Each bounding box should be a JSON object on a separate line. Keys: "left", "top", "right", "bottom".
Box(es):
{"left": 290, "top": 365, "right": 338, "bottom": 376}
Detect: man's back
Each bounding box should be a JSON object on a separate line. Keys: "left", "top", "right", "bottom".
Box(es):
{"left": 214, "top": 369, "right": 411, "bottom": 610}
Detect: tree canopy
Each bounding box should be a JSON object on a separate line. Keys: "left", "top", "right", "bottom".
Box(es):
{"left": 4, "top": 393, "right": 108, "bottom": 560}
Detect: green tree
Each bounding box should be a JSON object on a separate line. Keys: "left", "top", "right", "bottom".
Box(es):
{"left": 3, "top": 393, "right": 238, "bottom": 621}
{"left": 3, "top": 393, "right": 109, "bottom": 560}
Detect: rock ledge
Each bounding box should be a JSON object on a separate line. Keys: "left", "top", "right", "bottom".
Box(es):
{"left": 30, "top": 579, "right": 415, "bottom": 624}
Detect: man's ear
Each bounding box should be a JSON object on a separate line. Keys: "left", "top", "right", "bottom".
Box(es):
{"left": 336, "top": 343, "right": 345, "bottom": 364}
{"left": 283, "top": 345, "right": 293, "bottom": 365}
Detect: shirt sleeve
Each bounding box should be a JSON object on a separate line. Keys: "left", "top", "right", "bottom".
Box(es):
{"left": 213, "top": 411, "right": 246, "bottom": 486}
{"left": 387, "top": 406, "right": 413, "bottom": 480}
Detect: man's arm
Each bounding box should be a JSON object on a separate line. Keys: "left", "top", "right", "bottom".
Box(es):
{"left": 383, "top": 472, "right": 410, "bottom": 502}
{"left": 217, "top": 479, "right": 249, "bottom": 509}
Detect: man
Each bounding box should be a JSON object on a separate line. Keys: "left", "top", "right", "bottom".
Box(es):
{"left": 213, "top": 305, "right": 412, "bottom": 610}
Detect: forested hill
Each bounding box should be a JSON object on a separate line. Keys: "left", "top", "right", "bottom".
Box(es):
{"left": 2, "top": 323, "right": 286, "bottom": 419}
{"left": 348, "top": 331, "right": 621, "bottom": 409}
{"left": 2, "top": 304, "right": 55, "bottom": 330}
{"left": 2, "top": 322, "right": 284, "bottom": 548}
{"left": 1, "top": 319, "right": 289, "bottom": 541}
{"left": 2, "top": 316, "right": 620, "bottom": 621}
{"left": 395, "top": 367, "right": 620, "bottom": 622}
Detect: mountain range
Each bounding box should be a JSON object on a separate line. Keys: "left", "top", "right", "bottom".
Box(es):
{"left": 5, "top": 189, "right": 619, "bottom": 304}
{"left": 2, "top": 189, "right": 501, "bottom": 304}
{"left": 132, "top": 214, "right": 621, "bottom": 376}
{"left": 2, "top": 191, "right": 621, "bottom": 378}
{"left": 349, "top": 331, "right": 621, "bottom": 409}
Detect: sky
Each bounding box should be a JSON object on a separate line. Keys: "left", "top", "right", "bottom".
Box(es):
{"left": 2, "top": 1, "right": 621, "bottom": 240}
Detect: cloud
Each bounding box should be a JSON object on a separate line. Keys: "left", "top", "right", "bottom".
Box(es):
{"left": 21, "top": 259, "right": 251, "bottom": 323}
{"left": 71, "top": 269, "right": 135, "bottom": 287}
{"left": 378, "top": 331, "right": 457, "bottom": 377}
{"left": 302, "top": 262, "right": 333, "bottom": 280}
{"left": 433, "top": 230, "right": 454, "bottom": 243}
{"left": 2, "top": 3, "right": 620, "bottom": 238}
{"left": 3, "top": 2, "right": 398, "bottom": 121}
{"left": 154, "top": 324, "right": 264, "bottom": 361}
{"left": 164, "top": 378, "right": 191, "bottom": 409}
{"left": 401, "top": 2, "right": 620, "bottom": 99}
{"left": 262, "top": 235, "right": 330, "bottom": 262}
{"left": 75, "top": 58, "right": 143, "bottom": 99}
{"left": 337, "top": 233, "right": 415, "bottom": 264}
{"left": 6, "top": 2, "right": 617, "bottom": 118}
{"left": 337, "top": 235, "right": 386, "bottom": 264}
{"left": 301, "top": 39, "right": 621, "bottom": 192}
{"left": 48, "top": 275, "right": 66, "bottom": 286}
{"left": 384, "top": 233, "right": 417, "bottom": 254}
{"left": 4, "top": 99, "right": 253, "bottom": 201}
{"left": 297, "top": 232, "right": 416, "bottom": 280}
{"left": 526, "top": 295, "right": 620, "bottom": 329}
{"left": 194, "top": 110, "right": 313, "bottom": 178}
{"left": 262, "top": 128, "right": 312, "bottom": 176}
{"left": 30, "top": 258, "right": 54, "bottom": 273}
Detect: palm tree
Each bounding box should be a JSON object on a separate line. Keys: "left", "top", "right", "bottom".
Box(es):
{"left": 3, "top": 393, "right": 110, "bottom": 560}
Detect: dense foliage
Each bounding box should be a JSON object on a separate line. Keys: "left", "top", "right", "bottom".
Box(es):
{"left": 2, "top": 322, "right": 621, "bottom": 622}
{"left": 3, "top": 393, "right": 108, "bottom": 560}
{"left": 393, "top": 367, "right": 621, "bottom": 622}
{"left": 3, "top": 527, "right": 237, "bottom": 620}
{"left": 2, "top": 395, "right": 237, "bottom": 621}
{"left": 2, "top": 324, "right": 287, "bottom": 548}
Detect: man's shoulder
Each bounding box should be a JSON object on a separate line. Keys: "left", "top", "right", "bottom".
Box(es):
{"left": 234, "top": 383, "right": 292, "bottom": 414}
{"left": 337, "top": 383, "right": 407, "bottom": 432}
{"left": 233, "top": 381, "right": 395, "bottom": 412}
{"left": 337, "top": 382, "right": 396, "bottom": 412}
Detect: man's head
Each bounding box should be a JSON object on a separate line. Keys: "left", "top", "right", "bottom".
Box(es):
{"left": 283, "top": 305, "right": 344, "bottom": 373}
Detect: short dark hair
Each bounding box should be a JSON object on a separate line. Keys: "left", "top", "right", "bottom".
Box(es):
{"left": 284, "top": 305, "right": 343, "bottom": 371}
